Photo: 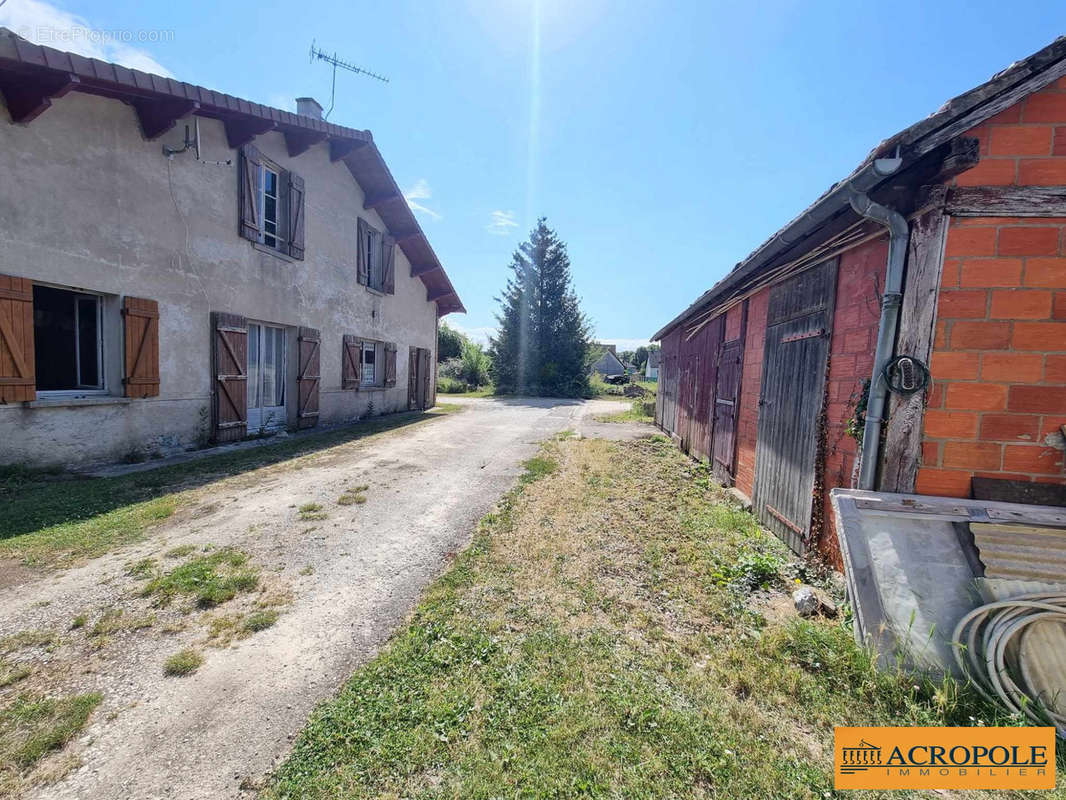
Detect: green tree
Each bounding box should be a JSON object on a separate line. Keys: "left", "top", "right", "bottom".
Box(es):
{"left": 489, "top": 219, "right": 591, "bottom": 397}
{"left": 459, "top": 340, "right": 491, "bottom": 387}
{"left": 633, "top": 345, "right": 649, "bottom": 369}
{"left": 437, "top": 322, "right": 466, "bottom": 363}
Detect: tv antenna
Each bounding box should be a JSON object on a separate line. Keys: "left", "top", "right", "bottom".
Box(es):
{"left": 309, "top": 41, "right": 389, "bottom": 120}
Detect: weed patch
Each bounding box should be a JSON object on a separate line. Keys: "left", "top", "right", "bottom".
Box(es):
{"left": 337, "top": 485, "right": 369, "bottom": 506}
{"left": 298, "top": 503, "right": 327, "bottom": 521}
{"left": 163, "top": 649, "right": 203, "bottom": 676}
{"left": 137, "top": 549, "right": 259, "bottom": 608}
{"left": 0, "top": 692, "right": 100, "bottom": 790}
{"left": 0, "top": 660, "right": 30, "bottom": 689}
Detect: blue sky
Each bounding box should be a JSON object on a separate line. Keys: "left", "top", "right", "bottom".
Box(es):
{"left": 4, "top": 1, "right": 1064, "bottom": 349}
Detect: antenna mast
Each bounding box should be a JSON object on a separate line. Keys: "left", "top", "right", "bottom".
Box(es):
{"left": 309, "top": 41, "right": 389, "bottom": 120}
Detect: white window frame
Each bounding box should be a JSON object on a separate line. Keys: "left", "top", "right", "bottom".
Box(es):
{"left": 360, "top": 340, "right": 379, "bottom": 387}
{"left": 35, "top": 286, "right": 106, "bottom": 397}
{"left": 246, "top": 322, "right": 288, "bottom": 432}
{"left": 258, "top": 163, "right": 284, "bottom": 251}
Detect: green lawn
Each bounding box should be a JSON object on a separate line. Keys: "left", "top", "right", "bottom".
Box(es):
{"left": 0, "top": 406, "right": 459, "bottom": 568}
{"left": 265, "top": 436, "right": 1054, "bottom": 799}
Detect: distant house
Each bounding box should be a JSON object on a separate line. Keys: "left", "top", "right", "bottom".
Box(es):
{"left": 645, "top": 350, "right": 660, "bottom": 381}
{"left": 590, "top": 343, "right": 625, "bottom": 377}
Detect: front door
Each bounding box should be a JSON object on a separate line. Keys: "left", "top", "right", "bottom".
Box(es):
{"left": 246, "top": 323, "right": 286, "bottom": 432}
{"left": 752, "top": 259, "right": 836, "bottom": 555}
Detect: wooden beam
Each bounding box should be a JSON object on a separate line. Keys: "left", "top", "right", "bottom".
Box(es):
{"left": 393, "top": 230, "right": 422, "bottom": 245}
{"left": 943, "top": 185, "right": 1066, "bottom": 217}
{"left": 879, "top": 208, "right": 949, "bottom": 494}
{"left": 130, "top": 97, "right": 198, "bottom": 140}
{"left": 928, "top": 137, "right": 980, "bottom": 185}
{"left": 426, "top": 286, "right": 453, "bottom": 303}
{"left": 363, "top": 190, "right": 401, "bottom": 210}
{"left": 224, "top": 117, "right": 276, "bottom": 149}
{"left": 329, "top": 137, "right": 368, "bottom": 162}
{"left": 410, "top": 262, "right": 440, "bottom": 278}
{"left": 285, "top": 129, "right": 327, "bottom": 157}
{"left": 0, "top": 72, "right": 79, "bottom": 123}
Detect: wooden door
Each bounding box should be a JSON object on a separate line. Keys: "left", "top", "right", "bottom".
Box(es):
{"left": 408, "top": 346, "right": 420, "bottom": 410}
{"left": 419, "top": 348, "right": 431, "bottom": 409}
{"left": 212, "top": 312, "right": 248, "bottom": 443}
{"left": 752, "top": 259, "right": 836, "bottom": 555}
{"left": 711, "top": 338, "right": 743, "bottom": 485}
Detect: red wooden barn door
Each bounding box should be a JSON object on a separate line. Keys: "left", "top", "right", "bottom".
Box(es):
{"left": 297, "top": 327, "right": 320, "bottom": 429}
{"left": 711, "top": 337, "right": 743, "bottom": 485}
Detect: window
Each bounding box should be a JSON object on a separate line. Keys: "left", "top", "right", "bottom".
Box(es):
{"left": 258, "top": 165, "right": 284, "bottom": 251}
{"left": 33, "top": 285, "right": 103, "bottom": 392}
{"left": 361, "top": 341, "right": 377, "bottom": 386}
{"left": 247, "top": 323, "right": 286, "bottom": 431}
{"left": 364, "top": 225, "right": 383, "bottom": 291}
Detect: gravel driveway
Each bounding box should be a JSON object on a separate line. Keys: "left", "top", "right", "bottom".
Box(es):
{"left": 3, "top": 397, "right": 651, "bottom": 799}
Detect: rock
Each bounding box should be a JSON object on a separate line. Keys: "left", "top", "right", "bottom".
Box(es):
{"left": 792, "top": 587, "right": 820, "bottom": 617}
{"left": 818, "top": 593, "right": 838, "bottom": 618}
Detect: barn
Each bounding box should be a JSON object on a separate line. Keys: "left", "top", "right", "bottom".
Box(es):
{"left": 654, "top": 37, "right": 1066, "bottom": 565}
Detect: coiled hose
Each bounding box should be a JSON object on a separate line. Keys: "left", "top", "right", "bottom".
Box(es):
{"left": 952, "top": 591, "right": 1066, "bottom": 737}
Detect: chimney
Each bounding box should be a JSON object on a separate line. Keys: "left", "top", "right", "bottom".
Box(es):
{"left": 296, "top": 97, "right": 323, "bottom": 120}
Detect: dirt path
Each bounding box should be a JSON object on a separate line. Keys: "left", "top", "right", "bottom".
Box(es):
{"left": 2, "top": 398, "right": 652, "bottom": 800}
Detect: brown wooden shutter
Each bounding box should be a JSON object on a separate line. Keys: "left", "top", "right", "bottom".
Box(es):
{"left": 238, "top": 145, "right": 261, "bottom": 242}
{"left": 297, "top": 326, "right": 320, "bottom": 428}
{"left": 122, "top": 296, "right": 160, "bottom": 398}
{"left": 287, "top": 172, "right": 306, "bottom": 260}
{"left": 356, "top": 218, "right": 369, "bottom": 286}
{"left": 421, "top": 348, "right": 432, "bottom": 409}
{"left": 212, "top": 312, "right": 247, "bottom": 442}
{"left": 384, "top": 342, "right": 397, "bottom": 387}
{"left": 382, "top": 235, "right": 396, "bottom": 294}
{"left": 0, "top": 274, "right": 34, "bottom": 403}
{"left": 342, "top": 334, "right": 361, "bottom": 389}
{"left": 408, "top": 346, "right": 419, "bottom": 410}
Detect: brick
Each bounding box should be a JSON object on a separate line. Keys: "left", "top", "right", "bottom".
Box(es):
{"left": 1012, "top": 321, "right": 1066, "bottom": 350}
{"left": 1039, "top": 416, "right": 1066, "bottom": 438}
{"left": 980, "top": 413, "right": 1040, "bottom": 441}
{"left": 843, "top": 329, "right": 869, "bottom": 354}
{"left": 937, "top": 290, "right": 987, "bottom": 318}
{"left": 949, "top": 321, "right": 1012, "bottom": 350}
{"left": 955, "top": 158, "right": 1016, "bottom": 186}
{"left": 998, "top": 226, "right": 1060, "bottom": 256}
{"left": 984, "top": 103, "right": 1023, "bottom": 125}
{"left": 941, "top": 258, "right": 961, "bottom": 288}
{"left": 1009, "top": 385, "right": 1066, "bottom": 413}
{"left": 946, "top": 382, "right": 1007, "bottom": 411}
{"left": 1018, "top": 158, "right": 1066, "bottom": 185}
{"left": 1056, "top": 127, "right": 1066, "bottom": 156}
{"left": 1047, "top": 355, "right": 1066, "bottom": 382}
{"left": 988, "top": 125, "right": 1052, "bottom": 156}
{"left": 1023, "top": 91, "right": 1066, "bottom": 122}
{"left": 956, "top": 217, "right": 1023, "bottom": 227}
{"left": 922, "top": 441, "right": 940, "bottom": 466}
{"left": 923, "top": 410, "right": 979, "bottom": 439}
{"left": 980, "top": 352, "right": 1044, "bottom": 382}
{"left": 915, "top": 468, "right": 972, "bottom": 497}
{"left": 930, "top": 351, "right": 980, "bottom": 380}
{"left": 945, "top": 226, "right": 997, "bottom": 257}
{"left": 989, "top": 289, "right": 1053, "bottom": 319}
{"left": 1025, "top": 257, "right": 1066, "bottom": 287}
{"left": 1053, "top": 292, "right": 1066, "bottom": 320}
{"left": 934, "top": 321, "right": 948, "bottom": 350}
{"left": 1002, "top": 444, "right": 1065, "bottom": 474}
{"left": 960, "top": 258, "right": 1023, "bottom": 288}
{"left": 927, "top": 382, "right": 945, "bottom": 409}
{"left": 943, "top": 441, "right": 1003, "bottom": 470}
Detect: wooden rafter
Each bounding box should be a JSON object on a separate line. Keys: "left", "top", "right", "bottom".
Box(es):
{"left": 329, "top": 137, "right": 367, "bottom": 162}
{"left": 0, "top": 72, "right": 79, "bottom": 123}
{"left": 285, "top": 129, "right": 327, "bottom": 157}
{"left": 363, "top": 190, "right": 400, "bottom": 210}
{"left": 224, "top": 117, "right": 276, "bottom": 148}
{"left": 130, "top": 97, "right": 198, "bottom": 140}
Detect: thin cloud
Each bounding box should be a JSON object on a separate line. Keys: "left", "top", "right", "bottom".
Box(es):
{"left": 451, "top": 324, "right": 496, "bottom": 348}
{"left": 486, "top": 210, "right": 519, "bottom": 236}
{"left": 404, "top": 179, "right": 442, "bottom": 220}
{"left": 1, "top": 0, "right": 173, "bottom": 76}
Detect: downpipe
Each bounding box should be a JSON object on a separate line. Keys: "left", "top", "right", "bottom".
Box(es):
{"left": 846, "top": 157, "right": 910, "bottom": 491}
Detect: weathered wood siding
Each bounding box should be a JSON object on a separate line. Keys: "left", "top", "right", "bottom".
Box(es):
{"left": 656, "top": 329, "right": 681, "bottom": 436}
{"left": 676, "top": 315, "right": 725, "bottom": 461}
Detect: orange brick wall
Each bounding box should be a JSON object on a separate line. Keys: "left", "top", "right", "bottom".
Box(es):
{"left": 734, "top": 287, "right": 769, "bottom": 498}
{"left": 917, "top": 84, "right": 1066, "bottom": 496}
{"left": 821, "top": 236, "right": 890, "bottom": 563}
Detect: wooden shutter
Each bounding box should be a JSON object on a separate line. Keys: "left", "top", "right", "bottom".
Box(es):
{"left": 287, "top": 172, "right": 306, "bottom": 260}
{"left": 297, "top": 326, "right": 320, "bottom": 428}
{"left": 356, "top": 218, "right": 369, "bottom": 286}
{"left": 238, "top": 145, "right": 262, "bottom": 242}
{"left": 384, "top": 342, "right": 397, "bottom": 387}
{"left": 122, "top": 296, "right": 160, "bottom": 398}
{"left": 342, "top": 334, "right": 361, "bottom": 389}
{"left": 408, "top": 346, "right": 419, "bottom": 410}
{"left": 382, "top": 235, "right": 396, "bottom": 294}
{"left": 421, "top": 348, "right": 432, "bottom": 409}
{"left": 0, "top": 274, "right": 34, "bottom": 403}
{"left": 212, "top": 312, "right": 247, "bottom": 442}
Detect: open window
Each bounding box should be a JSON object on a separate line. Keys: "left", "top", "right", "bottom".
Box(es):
{"left": 360, "top": 340, "right": 378, "bottom": 387}
{"left": 33, "top": 285, "right": 103, "bottom": 392}
{"left": 238, "top": 145, "right": 305, "bottom": 260}
{"left": 356, "top": 218, "right": 395, "bottom": 294}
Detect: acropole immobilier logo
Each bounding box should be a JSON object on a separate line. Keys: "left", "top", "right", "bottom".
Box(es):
{"left": 835, "top": 726, "right": 1055, "bottom": 790}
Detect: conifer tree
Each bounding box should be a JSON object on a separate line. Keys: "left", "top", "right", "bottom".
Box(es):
{"left": 489, "top": 219, "right": 591, "bottom": 396}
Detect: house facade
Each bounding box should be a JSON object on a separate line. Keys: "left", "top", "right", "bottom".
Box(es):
{"left": 0, "top": 29, "right": 462, "bottom": 467}
{"left": 654, "top": 38, "right": 1066, "bottom": 566}
{"left": 590, "top": 344, "right": 625, "bottom": 377}
{"left": 645, "top": 350, "right": 659, "bottom": 381}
